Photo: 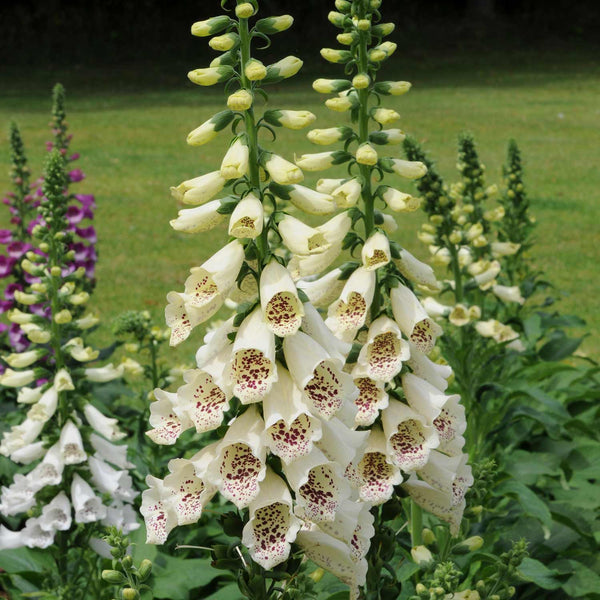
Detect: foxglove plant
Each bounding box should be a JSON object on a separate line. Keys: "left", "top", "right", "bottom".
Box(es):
{"left": 0, "top": 84, "right": 98, "bottom": 364}
{"left": 403, "top": 134, "right": 525, "bottom": 344}
{"left": 0, "top": 150, "right": 137, "bottom": 596}
{"left": 142, "top": 2, "right": 386, "bottom": 598}
{"left": 288, "top": 0, "right": 472, "bottom": 594}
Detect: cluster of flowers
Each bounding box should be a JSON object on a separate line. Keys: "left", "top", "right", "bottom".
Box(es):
{"left": 0, "top": 84, "right": 97, "bottom": 360}
{"left": 404, "top": 133, "right": 525, "bottom": 346}
{"left": 0, "top": 150, "right": 136, "bottom": 552}
{"left": 142, "top": 1, "right": 471, "bottom": 598}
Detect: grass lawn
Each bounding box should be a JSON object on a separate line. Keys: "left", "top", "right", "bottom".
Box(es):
{"left": 0, "top": 48, "right": 598, "bottom": 360}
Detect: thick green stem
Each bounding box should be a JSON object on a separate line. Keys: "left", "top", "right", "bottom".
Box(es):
{"left": 410, "top": 502, "right": 423, "bottom": 547}
{"left": 449, "top": 244, "right": 463, "bottom": 303}
{"left": 238, "top": 14, "right": 268, "bottom": 269}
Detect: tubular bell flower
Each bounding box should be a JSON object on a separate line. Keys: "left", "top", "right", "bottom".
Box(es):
{"left": 241, "top": 470, "right": 302, "bottom": 569}
{"left": 260, "top": 260, "right": 304, "bottom": 337}
{"left": 326, "top": 267, "right": 376, "bottom": 341}
{"left": 283, "top": 331, "right": 356, "bottom": 420}
{"left": 228, "top": 307, "right": 277, "bottom": 403}
{"left": 263, "top": 367, "right": 323, "bottom": 463}
{"left": 390, "top": 284, "right": 443, "bottom": 354}
{"left": 361, "top": 231, "right": 391, "bottom": 271}
{"left": 170, "top": 200, "right": 227, "bottom": 233}
{"left": 228, "top": 193, "right": 264, "bottom": 238}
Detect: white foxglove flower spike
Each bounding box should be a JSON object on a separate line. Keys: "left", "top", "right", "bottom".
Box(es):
{"left": 260, "top": 260, "right": 305, "bottom": 337}
{"left": 241, "top": 469, "right": 302, "bottom": 570}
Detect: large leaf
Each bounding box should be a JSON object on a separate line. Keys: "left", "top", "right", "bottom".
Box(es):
{"left": 152, "top": 554, "right": 221, "bottom": 599}
{"left": 204, "top": 584, "right": 241, "bottom": 600}
{"left": 503, "top": 450, "right": 561, "bottom": 485}
{"left": 550, "top": 559, "right": 600, "bottom": 598}
{"left": 493, "top": 480, "right": 552, "bottom": 529}
{"left": 539, "top": 332, "right": 582, "bottom": 362}
{"left": 517, "top": 557, "right": 562, "bottom": 590}
{"left": 0, "top": 547, "right": 55, "bottom": 574}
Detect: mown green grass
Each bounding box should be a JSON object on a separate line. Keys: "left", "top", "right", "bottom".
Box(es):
{"left": 0, "top": 51, "right": 598, "bottom": 359}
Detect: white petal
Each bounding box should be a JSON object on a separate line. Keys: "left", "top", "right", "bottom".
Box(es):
{"left": 71, "top": 473, "right": 108, "bottom": 524}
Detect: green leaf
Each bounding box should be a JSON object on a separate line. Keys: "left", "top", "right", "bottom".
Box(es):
{"left": 152, "top": 555, "right": 221, "bottom": 599}
{"left": 539, "top": 333, "right": 582, "bottom": 362}
{"left": 550, "top": 559, "right": 600, "bottom": 597}
{"left": 503, "top": 449, "right": 561, "bottom": 485}
{"left": 0, "top": 548, "right": 55, "bottom": 574}
{"left": 493, "top": 479, "right": 552, "bottom": 529}
{"left": 518, "top": 557, "right": 562, "bottom": 590}
{"left": 204, "top": 584, "right": 240, "bottom": 600}
{"left": 326, "top": 592, "right": 350, "bottom": 600}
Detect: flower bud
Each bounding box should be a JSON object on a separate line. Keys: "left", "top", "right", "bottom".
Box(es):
{"left": 328, "top": 11, "right": 346, "bottom": 28}
{"left": 381, "top": 158, "right": 427, "bottom": 179}
{"left": 355, "top": 143, "right": 378, "bottom": 166}
{"left": 335, "top": 0, "right": 351, "bottom": 11}
{"left": 264, "top": 110, "right": 316, "bottom": 130}
{"left": 30, "top": 282, "right": 47, "bottom": 293}
{"left": 357, "top": 19, "right": 370, "bottom": 30}
{"left": 50, "top": 266, "right": 62, "bottom": 277}
{"left": 374, "top": 80, "right": 412, "bottom": 96}
{"left": 312, "top": 79, "right": 351, "bottom": 94}
{"left": 14, "top": 291, "right": 40, "bottom": 305}
{"left": 187, "top": 109, "right": 235, "bottom": 146}
{"left": 325, "top": 95, "right": 356, "bottom": 112}
{"left": 320, "top": 48, "right": 352, "bottom": 64}
{"left": 188, "top": 66, "right": 234, "bottom": 86}
{"left": 209, "top": 32, "right": 239, "bottom": 52}
{"left": 138, "top": 559, "right": 153, "bottom": 581}
{"left": 235, "top": 3, "right": 255, "bottom": 18}
{"left": 254, "top": 15, "right": 294, "bottom": 34}
{"left": 227, "top": 89, "right": 253, "bottom": 111}
{"left": 372, "top": 107, "right": 400, "bottom": 124}
{"left": 244, "top": 58, "right": 267, "bottom": 81}
{"left": 54, "top": 309, "right": 73, "bottom": 324}
{"left": 336, "top": 32, "right": 356, "bottom": 45}
{"left": 369, "top": 128, "right": 405, "bottom": 145}
{"left": 352, "top": 73, "right": 370, "bottom": 89}
{"left": 411, "top": 545, "right": 434, "bottom": 565}
{"left": 263, "top": 56, "right": 303, "bottom": 83}
{"left": 102, "top": 570, "right": 127, "bottom": 585}
{"left": 307, "top": 126, "right": 352, "bottom": 145}
{"left": 121, "top": 589, "right": 139, "bottom": 600}
{"left": 371, "top": 22, "right": 395, "bottom": 36}
{"left": 191, "top": 15, "right": 232, "bottom": 37}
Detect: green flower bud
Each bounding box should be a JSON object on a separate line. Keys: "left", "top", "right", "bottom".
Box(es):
{"left": 101, "top": 570, "right": 127, "bottom": 585}
{"left": 374, "top": 80, "right": 411, "bottom": 96}
{"left": 263, "top": 56, "right": 303, "bottom": 83}
{"left": 138, "top": 559, "right": 153, "bottom": 582}
{"left": 255, "top": 15, "right": 294, "bottom": 34}
{"left": 191, "top": 16, "right": 232, "bottom": 37}
{"left": 336, "top": 32, "right": 356, "bottom": 45}
{"left": 121, "top": 556, "right": 133, "bottom": 570}
{"left": 121, "top": 589, "right": 139, "bottom": 600}
{"left": 244, "top": 58, "right": 267, "bottom": 81}
{"left": 356, "top": 19, "right": 370, "bottom": 31}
